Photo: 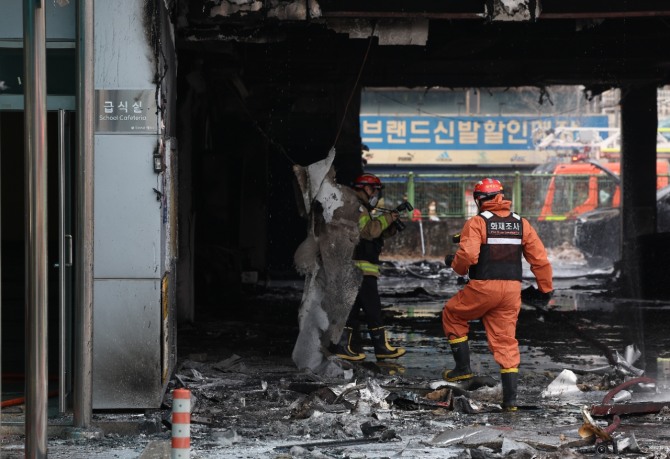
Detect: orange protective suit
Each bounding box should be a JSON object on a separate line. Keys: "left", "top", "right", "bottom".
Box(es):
{"left": 442, "top": 194, "right": 553, "bottom": 370}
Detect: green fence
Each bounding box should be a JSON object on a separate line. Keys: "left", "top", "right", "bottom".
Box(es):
{"left": 376, "top": 171, "right": 668, "bottom": 220}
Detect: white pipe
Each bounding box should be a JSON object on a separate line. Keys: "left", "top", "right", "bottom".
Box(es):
{"left": 418, "top": 219, "right": 425, "bottom": 257}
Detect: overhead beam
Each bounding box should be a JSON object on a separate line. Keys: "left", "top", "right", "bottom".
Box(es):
{"left": 318, "top": 0, "right": 670, "bottom": 19}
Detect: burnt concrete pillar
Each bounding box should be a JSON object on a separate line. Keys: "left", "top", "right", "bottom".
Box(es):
{"left": 620, "top": 85, "right": 657, "bottom": 297}
{"left": 176, "top": 60, "right": 204, "bottom": 323}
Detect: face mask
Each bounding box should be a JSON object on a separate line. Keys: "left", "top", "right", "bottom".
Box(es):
{"left": 368, "top": 195, "right": 379, "bottom": 208}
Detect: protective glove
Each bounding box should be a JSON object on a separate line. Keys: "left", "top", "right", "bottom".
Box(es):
{"left": 444, "top": 254, "right": 455, "bottom": 267}
{"left": 539, "top": 290, "right": 553, "bottom": 306}
{"left": 521, "top": 286, "right": 553, "bottom": 307}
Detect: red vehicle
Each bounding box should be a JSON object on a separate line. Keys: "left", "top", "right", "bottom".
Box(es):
{"left": 536, "top": 160, "right": 670, "bottom": 221}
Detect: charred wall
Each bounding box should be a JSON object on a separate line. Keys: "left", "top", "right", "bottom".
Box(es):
{"left": 176, "top": 39, "right": 370, "bottom": 314}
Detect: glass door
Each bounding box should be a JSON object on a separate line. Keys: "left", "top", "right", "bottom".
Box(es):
{"left": 56, "top": 109, "right": 75, "bottom": 413}
{"left": 0, "top": 109, "right": 75, "bottom": 415}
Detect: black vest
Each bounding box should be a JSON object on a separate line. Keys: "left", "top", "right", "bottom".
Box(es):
{"left": 353, "top": 238, "right": 384, "bottom": 264}
{"left": 468, "top": 211, "right": 523, "bottom": 281}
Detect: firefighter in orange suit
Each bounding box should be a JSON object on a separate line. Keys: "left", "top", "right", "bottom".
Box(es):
{"left": 333, "top": 173, "right": 406, "bottom": 361}
{"left": 442, "top": 178, "right": 553, "bottom": 411}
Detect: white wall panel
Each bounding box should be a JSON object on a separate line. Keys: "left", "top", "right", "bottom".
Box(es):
{"left": 93, "top": 279, "right": 162, "bottom": 409}
{"left": 94, "top": 135, "right": 161, "bottom": 278}
{"left": 94, "top": 1, "right": 154, "bottom": 88}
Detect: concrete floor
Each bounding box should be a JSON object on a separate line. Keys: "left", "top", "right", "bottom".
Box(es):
{"left": 3, "top": 258, "right": 670, "bottom": 458}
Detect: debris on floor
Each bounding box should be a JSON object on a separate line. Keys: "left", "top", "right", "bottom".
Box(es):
{"left": 5, "top": 272, "right": 670, "bottom": 458}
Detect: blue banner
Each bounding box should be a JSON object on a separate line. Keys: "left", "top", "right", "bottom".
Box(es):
{"left": 360, "top": 115, "right": 609, "bottom": 151}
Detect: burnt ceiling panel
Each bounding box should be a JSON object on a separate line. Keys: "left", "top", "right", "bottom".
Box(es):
{"left": 176, "top": 1, "right": 670, "bottom": 93}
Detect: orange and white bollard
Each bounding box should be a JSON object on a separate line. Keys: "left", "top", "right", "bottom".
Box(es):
{"left": 171, "top": 388, "right": 191, "bottom": 458}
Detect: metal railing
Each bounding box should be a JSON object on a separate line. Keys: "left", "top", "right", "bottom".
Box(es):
{"left": 376, "top": 171, "right": 669, "bottom": 220}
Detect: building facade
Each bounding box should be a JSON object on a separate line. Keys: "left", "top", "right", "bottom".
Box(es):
{"left": 0, "top": 0, "right": 177, "bottom": 409}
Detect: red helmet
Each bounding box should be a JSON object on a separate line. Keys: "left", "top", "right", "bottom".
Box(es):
{"left": 473, "top": 178, "right": 503, "bottom": 204}
{"left": 353, "top": 173, "right": 383, "bottom": 190}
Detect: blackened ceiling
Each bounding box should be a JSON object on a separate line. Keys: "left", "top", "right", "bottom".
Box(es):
{"left": 177, "top": 1, "right": 670, "bottom": 92}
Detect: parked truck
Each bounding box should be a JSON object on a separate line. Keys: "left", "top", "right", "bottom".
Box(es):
{"left": 535, "top": 160, "right": 670, "bottom": 221}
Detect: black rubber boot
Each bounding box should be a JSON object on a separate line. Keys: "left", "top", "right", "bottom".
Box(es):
{"left": 442, "top": 338, "right": 474, "bottom": 382}
{"left": 501, "top": 370, "right": 518, "bottom": 411}
{"left": 369, "top": 327, "right": 406, "bottom": 360}
{"left": 333, "top": 327, "right": 366, "bottom": 361}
